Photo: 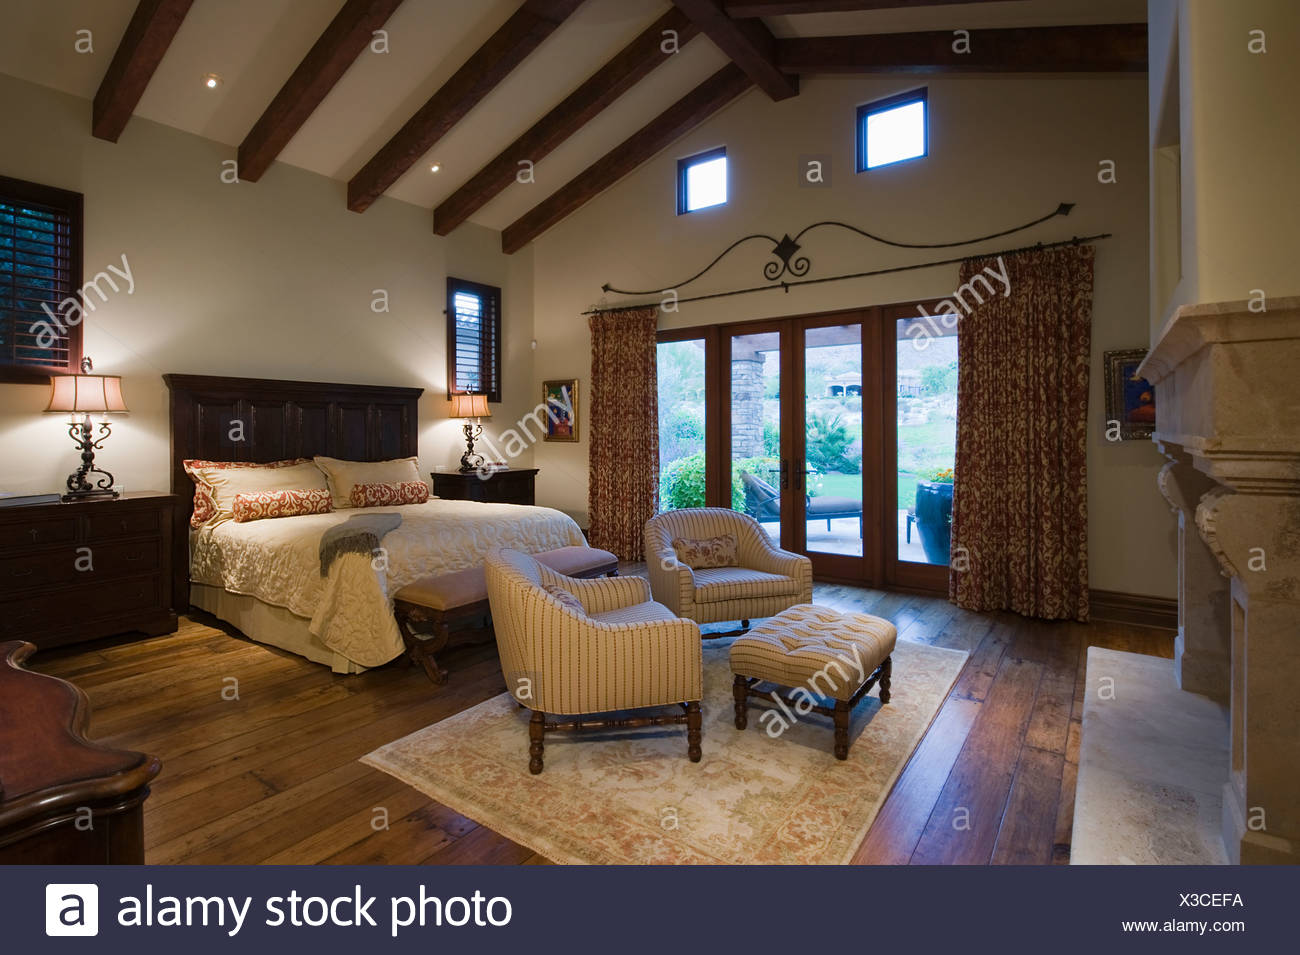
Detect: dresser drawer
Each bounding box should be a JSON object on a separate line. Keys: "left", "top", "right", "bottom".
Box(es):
{"left": 86, "top": 507, "right": 161, "bottom": 541}
{"left": 0, "top": 538, "right": 163, "bottom": 596}
{"left": 0, "top": 574, "right": 164, "bottom": 639}
{"left": 0, "top": 516, "right": 77, "bottom": 553}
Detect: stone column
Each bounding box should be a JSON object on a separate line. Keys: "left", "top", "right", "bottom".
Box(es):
{"left": 1196, "top": 487, "right": 1300, "bottom": 865}
{"left": 730, "top": 347, "right": 766, "bottom": 460}
{"left": 1156, "top": 443, "right": 1230, "bottom": 703}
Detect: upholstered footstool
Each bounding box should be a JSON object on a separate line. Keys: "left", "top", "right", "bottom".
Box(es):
{"left": 730, "top": 604, "right": 896, "bottom": 759}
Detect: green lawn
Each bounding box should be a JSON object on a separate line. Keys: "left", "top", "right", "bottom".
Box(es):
{"left": 815, "top": 471, "right": 919, "bottom": 509}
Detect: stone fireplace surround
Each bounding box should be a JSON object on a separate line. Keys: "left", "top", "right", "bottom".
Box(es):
{"left": 1136, "top": 296, "right": 1300, "bottom": 865}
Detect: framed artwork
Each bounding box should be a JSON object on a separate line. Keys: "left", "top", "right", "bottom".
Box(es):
{"left": 1103, "top": 349, "right": 1156, "bottom": 440}
{"left": 542, "top": 379, "right": 578, "bottom": 442}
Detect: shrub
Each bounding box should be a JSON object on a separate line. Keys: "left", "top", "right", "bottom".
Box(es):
{"left": 660, "top": 453, "right": 779, "bottom": 512}
{"left": 805, "top": 412, "right": 860, "bottom": 475}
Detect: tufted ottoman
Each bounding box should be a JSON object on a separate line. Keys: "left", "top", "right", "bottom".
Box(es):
{"left": 730, "top": 604, "right": 896, "bottom": 759}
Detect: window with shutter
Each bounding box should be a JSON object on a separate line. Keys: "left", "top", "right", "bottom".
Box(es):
{"left": 446, "top": 277, "right": 502, "bottom": 403}
{"left": 0, "top": 176, "right": 84, "bottom": 383}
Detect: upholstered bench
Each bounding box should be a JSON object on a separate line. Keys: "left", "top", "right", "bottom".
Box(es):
{"left": 393, "top": 545, "right": 618, "bottom": 684}
{"left": 730, "top": 604, "right": 895, "bottom": 759}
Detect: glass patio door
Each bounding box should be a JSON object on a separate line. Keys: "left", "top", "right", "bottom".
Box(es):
{"left": 727, "top": 325, "right": 787, "bottom": 547}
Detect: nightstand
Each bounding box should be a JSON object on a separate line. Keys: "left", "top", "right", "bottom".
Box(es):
{"left": 0, "top": 492, "right": 179, "bottom": 649}
{"left": 431, "top": 468, "right": 538, "bottom": 506}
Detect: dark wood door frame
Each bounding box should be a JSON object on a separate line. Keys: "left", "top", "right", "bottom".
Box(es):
{"left": 655, "top": 298, "right": 951, "bottom": 596}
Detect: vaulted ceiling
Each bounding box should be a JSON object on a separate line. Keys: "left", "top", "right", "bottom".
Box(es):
{"left": 0, "top": 0, "right": 1146, "bottom": 249}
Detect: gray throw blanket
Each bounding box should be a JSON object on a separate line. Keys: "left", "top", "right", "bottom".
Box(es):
{"left": 319, "top": 512, "right": 403, "bottom": 577}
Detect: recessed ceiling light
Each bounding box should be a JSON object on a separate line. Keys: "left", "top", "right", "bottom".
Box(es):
{"left": 430, "top": 163, "right": 441, "bottom": 173}
{"left": 203, "top": 73, "right": 222, "bottom": 89}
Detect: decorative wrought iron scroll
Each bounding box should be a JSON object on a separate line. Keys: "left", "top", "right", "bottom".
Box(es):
{"left": 600, "top": 202, "right": 1077, "bottom": 297}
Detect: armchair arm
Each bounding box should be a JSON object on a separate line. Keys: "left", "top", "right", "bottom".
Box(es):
{"left": 737, "top": 524, "right": 813, "bottom": 602}
{"left": 644, "top": 523, "right": 696, "bottom": 618}
{"left": 543, "top": 570, "right": 652, "bottom": 616}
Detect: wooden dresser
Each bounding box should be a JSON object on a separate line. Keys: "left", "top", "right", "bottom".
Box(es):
{"left": 431, "top": 468, "right": 538, "bottom": 506}
{"left": 0, "top": 492, "right": 178, "bottom": 649}
{"left": 0, "top": 641, "right": 160, "bottom": 864}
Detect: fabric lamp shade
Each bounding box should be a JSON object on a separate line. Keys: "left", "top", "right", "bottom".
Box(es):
{"left": 46, "top": 374, "right": 129, "bottom": 414}
{"left": 450, "top": 393, "right": 490, "bottom": 419}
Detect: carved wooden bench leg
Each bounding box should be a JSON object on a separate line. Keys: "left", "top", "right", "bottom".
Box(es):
{"left": 833, "top": 699, "right": 851, "bottom": 760}
{"left": 528, "top": 709, "right": 546, "bottom": 775}
{"left": 686, "top": 700, "right": 702, "bottom": 762}
{"left": 732, "top": 674, "right": 750, "bottom": 730}
{"left": 394, "top": 607, "right": 450, "bottom": 685}
{"left": 879, "top": 655, "right": 892, "bottom": 704}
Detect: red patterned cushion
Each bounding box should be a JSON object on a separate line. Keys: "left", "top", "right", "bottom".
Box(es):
{"left": 183, "top": 458, "right": 312, "bottom": 528}
{"left": 349, "top": 480, "right": 430, "bottom": 508}
{"left": 671, "top": 533, "right": 739, "bottom": 569}
{"left": 231, "top": 487, "right": 333, "bottom": 523}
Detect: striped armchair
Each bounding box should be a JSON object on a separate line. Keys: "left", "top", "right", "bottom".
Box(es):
{"left": 645, "top": 508, "right": 813, "bottom": 629}
{"left": 484, "top": 549, "right": 703, "bottom": 774}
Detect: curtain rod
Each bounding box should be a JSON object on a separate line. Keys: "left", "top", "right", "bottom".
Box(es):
{"left": 582, "top": 232, "right": 1112, "bottom": 316}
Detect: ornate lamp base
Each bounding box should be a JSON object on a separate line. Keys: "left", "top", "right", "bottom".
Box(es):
{"left": 458, "top": 419, "right": 484, "bottom": 473}
{"left": 62, "top": 417, "right": 119, "bottom": 502}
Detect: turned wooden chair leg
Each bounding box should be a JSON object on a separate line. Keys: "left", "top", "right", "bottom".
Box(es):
{"left": 685, "top": 700, "right": 702, "bottom": 762}
{"left": 833, "top": 700, "right": 850, "bottom": 760}
{"left": 740, "top": 618, "right": 750, "bottom": 632}
{"left": 528, "top": 709, "right": 545, "bottom": 775}
{"left": 879, "top": 655, "right": 892, "bottom": 704}
{"left": 732, "top": 675, "right": 750, "bottom": 730}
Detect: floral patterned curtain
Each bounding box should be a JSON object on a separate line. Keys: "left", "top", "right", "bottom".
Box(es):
{"left": 949, "top": 245, "right": 1094, "bottom": 621}
{"left": 588, "top": 306, "right": 659, "bottom": 560}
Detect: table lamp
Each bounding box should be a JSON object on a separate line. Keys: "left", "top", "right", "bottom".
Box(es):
{"left": 46, "top": 357, "right": 129, "bottom": 501}
{"left": 450, "top": 393, "right": 490, "bottom": 473}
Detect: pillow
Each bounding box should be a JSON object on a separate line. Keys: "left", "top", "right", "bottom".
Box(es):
{"left": 671, "top": 533, "right": 739, "bottom": 569}
{"left": 314, "top": 456, "right": 421, "bottom": 509}
{"left": 349, "top": 480, "right": 430, "bottom": 508}
{"left": 183, "top": 458, "right": 328, "bottom": 527}
{"left": 544, "top": 584, "right": 586, "bottom": 616}
{"left": 232, "top": 488, "right": 333, "bottom": 523}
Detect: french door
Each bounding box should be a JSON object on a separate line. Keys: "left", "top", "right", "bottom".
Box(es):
{"left": 656, "top": 302, "right": 957, "bottom": 592}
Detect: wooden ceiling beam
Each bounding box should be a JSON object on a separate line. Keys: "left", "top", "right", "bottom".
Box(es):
{"left": 501, "top": 63, "right": 753, "bottom": 254}
{"left": 774, "top": 23, "right": 1148, "bottom": 73}
{"left": 724, "top": 0, "right": 1020, "bottom": 15}
{"left": 670, "top": 0, "right": 797, "bottom": 101}
{"left": 92, "top": 0, "right": 194, "bottom": 142}
{"left": 434, "top": 9, "right": 699, "bottom": 235}
{"left": 238, "top": 0, "right": 406, "bottom": 183}
{"left": 347, "top": 0, "right": 585, "bottom": 213}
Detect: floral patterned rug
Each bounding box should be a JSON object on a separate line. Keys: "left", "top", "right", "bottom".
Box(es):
{"left": 362, "top": 637, "right": 967, "bottom": 864}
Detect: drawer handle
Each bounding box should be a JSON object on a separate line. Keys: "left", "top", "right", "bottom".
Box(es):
{"left": 29, "top": 528, "right": 38, "bottom": 543}
{"left": 124, "top": 551, "right": 144, "bottom": 562}
{"left": 10, "top": 567, "right": 33, "bottom": 578}
{"left": 120, "top": 519, "right": 129, "bottom": 532}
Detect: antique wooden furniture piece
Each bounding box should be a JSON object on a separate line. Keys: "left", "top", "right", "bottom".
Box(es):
{"left": 0, "top": 641, "right": 160, "bottom": 863}
{"left": 164, "top": 373, "right": 424, "bottom": 611}
{"left": 485, "top": 549, "right": 702, "bottom": 774}
{"left": 0, "top": 492, "right": 178, "bottom": 648}
{"left": 730, "top": 604, "right": 895, "bottom": 760}
{"left": 393, "top": 544, "right": 617, "bottom": 684}
{"left": 431, "top": 467, "right": 538, "bottom": 506}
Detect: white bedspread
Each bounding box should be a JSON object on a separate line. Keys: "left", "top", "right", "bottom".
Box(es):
{"left": 190, "top": 499, "right": 585, "bottom": 667}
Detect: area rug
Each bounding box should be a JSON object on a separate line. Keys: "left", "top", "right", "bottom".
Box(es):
{"left": 362, "top": 638, "right": 967, "bottom": 864}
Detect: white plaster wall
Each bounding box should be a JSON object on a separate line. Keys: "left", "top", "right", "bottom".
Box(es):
{"left": 0, "top": 74, "right": 534, "bottom": 496}
{"left": 528, "top": 72, "right": 1177, "bottom": 598}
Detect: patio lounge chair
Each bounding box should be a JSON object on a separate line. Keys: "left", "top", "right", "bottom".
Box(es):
{"left": 740, "top": 470, "right": 864, "bottom": 538}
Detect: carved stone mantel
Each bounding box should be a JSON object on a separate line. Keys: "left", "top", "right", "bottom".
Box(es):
{"left": 1138, "top": 296, "right": 1300, "bottom": 865}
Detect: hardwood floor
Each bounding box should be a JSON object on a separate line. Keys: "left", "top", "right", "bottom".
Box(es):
{"left": 29, "top": 580, "right": 1172, "bottom": 865}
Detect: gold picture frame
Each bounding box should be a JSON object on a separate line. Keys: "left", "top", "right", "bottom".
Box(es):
{"left": 541, "top": 379, "right": 578, "bottom": 442}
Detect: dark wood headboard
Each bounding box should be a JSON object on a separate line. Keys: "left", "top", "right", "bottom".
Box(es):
{"left": 162, "top": 373, "right": 424, "bottom": 608}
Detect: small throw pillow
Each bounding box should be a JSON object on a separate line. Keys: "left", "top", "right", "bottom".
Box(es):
{"left": 232, "top": 488, "right": 333, "bottom": 523}
{"left": 349, "top": 480, "right": 430, "bottom": 508}
{"left": 314, "top": 456, "right": 422, "bottom": 509}
{"left": 544, "top": 584, "right": 586, "bottom": 615}
{"left": 671, "top": 533, "right": 739, "bottom": 569}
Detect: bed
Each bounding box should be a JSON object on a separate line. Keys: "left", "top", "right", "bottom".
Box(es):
{"left": 165, "top": 374, "right": 585, "bottom": 672}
